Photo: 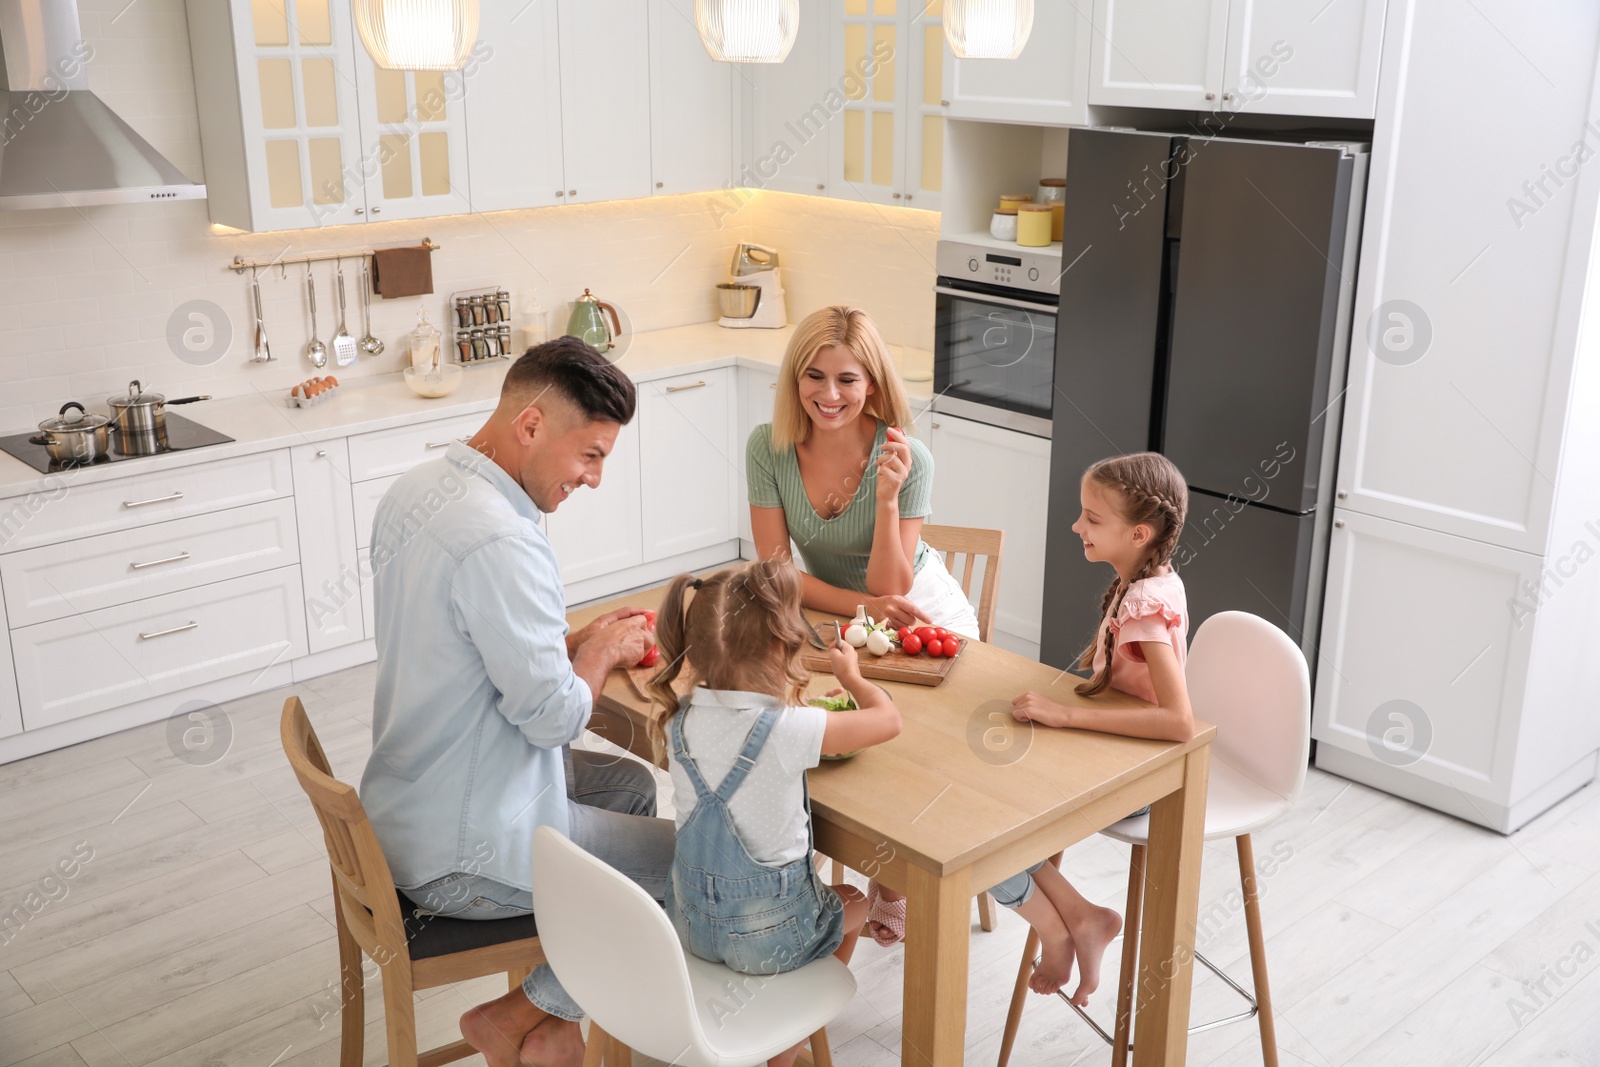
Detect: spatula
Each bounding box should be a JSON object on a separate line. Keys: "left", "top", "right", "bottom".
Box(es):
{"left": 332, "top": 261, "right": 358, "bottom": 367}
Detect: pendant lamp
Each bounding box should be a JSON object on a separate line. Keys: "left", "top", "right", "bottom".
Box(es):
{"left": 355, "top": 0, "right": 480, "bottom": 71}
{"left": 695, "top": 0, "right": 800, "bottom": 64}
{"left": 944, "top": 0, "right": 1034, "bottom": 60}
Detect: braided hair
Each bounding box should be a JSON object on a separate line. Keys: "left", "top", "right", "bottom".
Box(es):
{"left": 1075, "top": 452, "right": 1189, "bottom": 697}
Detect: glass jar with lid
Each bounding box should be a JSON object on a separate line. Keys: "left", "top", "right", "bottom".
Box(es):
{"left": 409, "top": 309, "right": 441, "bottom": 372}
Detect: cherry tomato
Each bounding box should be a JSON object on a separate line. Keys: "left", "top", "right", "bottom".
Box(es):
{"left": 637, "top": 646, "right": 660, "bottom": 669}
{"left": 914, "top": 626, "right": 938, "bottom": 645}
{"left": 941, "top": 637, "right": 960, "bottom": 657}
{"left": 902, "top": 633, "right": 922, "bottom": 656}
{"left": 643, "top": 610, "right": 656, "bottom": 624}
{"left": 925, "top": 637, "right": 944, "bottom": 657}
{"left": 933, "top": 627, "right": 950, "bottom": 640}
{"left": 886, "top": 426, "right": 906, "bottom": 443}
{"left": 897, "top": 626, "right": 914, "bottom": 645}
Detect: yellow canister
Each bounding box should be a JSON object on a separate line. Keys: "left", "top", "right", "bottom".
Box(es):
{"left": 1017, "top": 204, "right": 1053, "bottom": 247}
{"left": 999, "top": 193, "right": 1033, "bottom": 213}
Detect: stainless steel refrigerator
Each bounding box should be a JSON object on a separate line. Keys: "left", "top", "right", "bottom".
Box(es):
{"left": 1039, "top": 129, "right": 1369, "bottom": 679}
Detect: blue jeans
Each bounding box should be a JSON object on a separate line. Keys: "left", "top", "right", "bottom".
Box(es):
{"left": 405, "top": 748, "right": 675, "bottom": 1021}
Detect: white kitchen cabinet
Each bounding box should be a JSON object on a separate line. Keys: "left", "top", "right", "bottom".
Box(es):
{"left": 737, "top": 365, "right": 780, "bottom": 546}
{"left": 1089, "top": 0, "right": 1386, "bottom": 119}
{"left": 640, "top": 369, "right": 738, "bottom": 562}
{"left": 828, "top": 0, "right": 945, "bottom": 210}
{"left": 0, "top": 593, "right": 18, "bottom": 741}
{"left": 12, "top": 567, "right": 309, "bottom": 732}
{"left": 928, "top": 414, "right": 1050, "bottom": 651}
{"left": 292, "top": 441, "right": 364, "bottom": 654}
{"left": 346, "top": 413, "right": 483, "bottom": 482}
{"left": 650, "top": 0, "right": 735, "bottom": 195}
{"left": 545, "top": 418, "right": 645, "bottom": 585}
{"left": 943, "top": 0, "right": 1092, "bottom": 126}
{"left": 742, "top": 0, "right": 832, "bottom": 197}
{"left": 351, "top": 56, "right": 473, "bottom": 221}
{"left": 463, "top": 0, "right": 565, "bottom": 213}
{"left": 557, "top": 0, "right": 654, "bottom": 204}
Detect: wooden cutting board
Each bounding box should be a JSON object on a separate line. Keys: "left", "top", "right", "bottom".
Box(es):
{"left": 800, "top": 644, "right": 962, "bottom": 687}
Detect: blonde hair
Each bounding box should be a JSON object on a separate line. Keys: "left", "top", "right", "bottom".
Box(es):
{"left": 647, "top": 558, "right": 813, "bottom": 748}
{"left": 770, "top": 306, "right": 913, "bottom": 449}
{"left": 1076, "top": 452, "right": 1190, "bottom": 697}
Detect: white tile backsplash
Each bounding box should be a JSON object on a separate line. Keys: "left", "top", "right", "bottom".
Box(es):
{"left": 0, "top": 0, "right": 938, "bottom": 433}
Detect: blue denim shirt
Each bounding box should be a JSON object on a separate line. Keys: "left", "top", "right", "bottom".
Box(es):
{"left": 359, "top": 441, "right": 590, "bottom": 892}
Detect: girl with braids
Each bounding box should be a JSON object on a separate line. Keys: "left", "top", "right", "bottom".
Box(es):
{"left": 1003, "top": 451, "right": 1196, "bottom": 1007}
{"left": 649, "top": 559, "right": 899, "bottom": 1067}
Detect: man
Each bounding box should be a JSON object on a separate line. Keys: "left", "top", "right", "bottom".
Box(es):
{"left": 360, "top": 337, "right": 671, "bottom": 1067}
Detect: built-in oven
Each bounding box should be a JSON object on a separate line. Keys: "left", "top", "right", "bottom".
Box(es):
{"left": 933, "top": 239, "right": 1059, "bottom": 439}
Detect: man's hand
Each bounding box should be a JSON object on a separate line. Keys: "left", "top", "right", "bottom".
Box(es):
{"left": 577, "top": 614, "right": 655, "bottom": 672}
{"left": 567, "top": 606, "right": 654, "bottom": 659}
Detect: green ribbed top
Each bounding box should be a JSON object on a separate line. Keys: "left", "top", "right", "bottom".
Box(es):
{"left": 746, "top": 421, "right": 933, "bottom": 593}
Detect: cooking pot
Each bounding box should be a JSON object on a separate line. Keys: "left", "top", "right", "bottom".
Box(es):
{"left": 106, "top": 380, "right": 212, "bottom": 437}
{"left": 36, "top": 403, "right": 112, "bottom": 464}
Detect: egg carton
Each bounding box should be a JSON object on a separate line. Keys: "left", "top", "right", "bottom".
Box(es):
{"left": 289, "top": 378, "right": 341, "bottom": 408}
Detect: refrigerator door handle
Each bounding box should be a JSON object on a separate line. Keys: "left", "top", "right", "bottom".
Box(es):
{"left": 934, "top": 285, "right": 1060, "bottom": 315}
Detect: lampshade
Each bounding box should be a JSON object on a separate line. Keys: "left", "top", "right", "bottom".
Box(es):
{"left": 695, "top": 0, "right": 800, "bottom": 64}
{"left": 944, "top": 0, "right": 1034, "bottom": 60}
{"left": 354, "top": 0, "right": 480, "bottom": 71}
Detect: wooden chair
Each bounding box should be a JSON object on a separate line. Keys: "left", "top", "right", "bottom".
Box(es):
{"left": 919, "top": 523, "right": 1004, "bottom": 644}
{"left": 280, "top": 696, "right": 549, "bottom": 1067}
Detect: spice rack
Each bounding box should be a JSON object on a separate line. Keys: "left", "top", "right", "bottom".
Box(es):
{"left": 449, "top": 287, "right": 513, "bottom": 366}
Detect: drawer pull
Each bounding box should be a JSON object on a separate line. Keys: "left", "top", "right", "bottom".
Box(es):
{"left": 123, "top": 491, "right": 185, "bottom": 509}
{"left": 665, "top": 381, "right": 708, "bottom": 393}
{"left": 139, "top": 620, "right": 199, "bottom": 641}
{"left": 130, "top": 551, "right": 192, "bottom": 571}
{"left": 426, "top": 441, "right": 453, "bottom": 450}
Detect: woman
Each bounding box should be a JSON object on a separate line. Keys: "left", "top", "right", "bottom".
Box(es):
{"left": 746, "top": 306, "right": 979, "bottom": 947}
{"left": 747, "top": 305, "right": 980, "bottom": 636}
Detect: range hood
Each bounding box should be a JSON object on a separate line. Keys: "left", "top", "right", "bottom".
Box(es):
{"left": 0, "top": 0, "right": 205, "bottom": 209}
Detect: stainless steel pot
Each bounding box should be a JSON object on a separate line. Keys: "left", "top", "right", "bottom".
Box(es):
{"left": 37, "top": 402, "right": 112, "bottom": 464}
{"left": 106, "top": 380, "right": 212, "bottom": 438}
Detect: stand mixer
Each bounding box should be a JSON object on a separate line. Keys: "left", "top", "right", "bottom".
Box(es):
{"left": 716, "top": 243, "right": 788, "bottom": 329}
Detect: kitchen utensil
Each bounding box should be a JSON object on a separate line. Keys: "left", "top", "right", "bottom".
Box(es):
{"left": 357, "top": 263, "right": 383, "bottom": 356}
{"left": 35, "top": 402, "right": 112, "bottom": 464}
{"left": 332, "top": 263, "right": 358, "bottom": 367}
{"left": 305, "top": 268, "right": 327, "bottom": 369}
{"left": 106, "top": 380, "right": 203, "bottom": 435}
{"left": 716, "top": 283, "right": 761, "bottom": 319}
{"left": 990, "top": 208, "right": 1019, "bottom": 241}
{"left": 565, "top": 288, "right": 622, "bottom": 353}
{"left": 800, "top": 635, "right": 962, "bottom": 687}
{"left": 1017, "top": 204, "right": 1053, "bottom": 246}
{"left": 251, "top": 272, "right": 273, "bottom": 363}
{"left": 805, "top": 619, "right": 837, "bottom": 651}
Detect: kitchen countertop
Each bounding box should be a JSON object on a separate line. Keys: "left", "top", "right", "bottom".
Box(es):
{"left": 0, "top": 322, "right": 934, "bottom": 501}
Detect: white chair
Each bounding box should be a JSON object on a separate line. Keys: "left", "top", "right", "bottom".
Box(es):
{"left": 998, "top": 611, "right": 1312, "bottom": 1067}
{"left": 531, "top": 826, "right": 858, "bottom": 1067}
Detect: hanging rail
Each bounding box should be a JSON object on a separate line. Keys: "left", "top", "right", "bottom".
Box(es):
{"left": 227, "top": 237, "right": 441, "bottom": 275}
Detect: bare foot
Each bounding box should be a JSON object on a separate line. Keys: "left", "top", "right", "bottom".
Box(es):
{"left": 460, "top": 998, "right": 537, "bottom": 1067}
{"left": 1066, "top": 905, "right": 1123, "bottom": 1007}
{"left": 1028, "top": 929, "right": 1076, "bottom": 994}
{"left": 519, "top": 1016, "right": 586, "bottom": 1067}
{"left": 768, "top": 1040, "right": 804, "bottom": 1067}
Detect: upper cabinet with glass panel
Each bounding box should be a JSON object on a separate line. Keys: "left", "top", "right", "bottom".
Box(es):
{"left": 829, "top": 0, "right": 944, "bottom": 211}
{"left": 185, "top": 0, "right": 471, "bottom": 231}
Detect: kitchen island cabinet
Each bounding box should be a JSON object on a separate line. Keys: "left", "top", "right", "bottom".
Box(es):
{"left": 292, "top": 441, "right": 364, "bottom": 655}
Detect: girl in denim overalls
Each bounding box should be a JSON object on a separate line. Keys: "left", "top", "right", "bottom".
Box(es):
{"left": 647, "top": 559, "right": 901, "bottom": 1067}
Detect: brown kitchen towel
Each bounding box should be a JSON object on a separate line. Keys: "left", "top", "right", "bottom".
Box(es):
{"left": 371, "top": 245, "right": 435, "bottom": 298}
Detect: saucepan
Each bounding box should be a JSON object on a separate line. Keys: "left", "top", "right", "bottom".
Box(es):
{"left": 35, "top": 403, "right": 113, "bottom": 464}
{"left": 107, "top": 380, "right": 211, "bottom": 455}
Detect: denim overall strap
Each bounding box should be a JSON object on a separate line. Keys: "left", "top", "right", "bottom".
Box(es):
{"left": 668, "top": 706, "right": 714, "bottom": 801}
{"left": 713, "top": 709, "right": 780, "bottom": 802}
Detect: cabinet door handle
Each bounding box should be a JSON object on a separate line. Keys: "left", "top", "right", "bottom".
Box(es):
{"left": 139, "top": 620, "right": 199, "bottom": 641}
{"left": 1205, "top": 92, "right": 1215, "bottom": 101}
{"left": 665, "top": 381, "right": 708, "bottom": 393}
{"left": 767, "top": 382, "right": 776, "bottom": 389}
{"left": 315, "top": 449, "right": 327, "bottom": 458}
{"left": 371, "top": 207, "right": 382, "bottom": 215}
{"left": 656, "top": 181, "right": 664, "bottom": 188}
{"left": 426, "top": 440, "right": 453, "bottom": 449}
{"left": 940, "top": 99, "right": 949, "bottom": 107}
{"left": 556, "top": 190, "right": 565, "bottom": 197}
{"left": 1336, "top": 490, "right": 1348, "bottom": 499}
{"left": 1333, "top": 519, "right": 1346, "bottom": 529}
{"left": 130, "top": 551, "right": 191, "bottom": 571}
{"left": 893, "top": 192, "right": 903, "bottom": 199}
{"left": 1223, "top": 91, "right": 1234, "bottom": 102}
{"left": 932, "top": 421, "right": 941, "bottom": 428}
{"left": 123, "top": 491, "right": 184, "bottom": 509}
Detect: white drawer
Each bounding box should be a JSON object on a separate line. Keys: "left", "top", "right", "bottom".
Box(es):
{"left": 1, "top": 498, "right": 301, "bottom": 627}
{"left": 0, "top": 450, "right": 292, "bottom": 553}
{"left": 14, "top": 567, "right": 309, "bottom": 731}
{"left": 352, "top": 476, "right": 399, "bottom": 549}
{"left": 347, "top": 414, "right": 483, "bottom": 482}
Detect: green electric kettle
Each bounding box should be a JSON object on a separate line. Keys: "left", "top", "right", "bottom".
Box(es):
{"left": 565, "top": 289, "right": 622, "bottom": 354}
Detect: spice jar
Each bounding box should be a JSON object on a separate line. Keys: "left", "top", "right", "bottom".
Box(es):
{"left": 454, "top": 296, "right": 473, "bottom": 330}
{"left": 455, "top": 330, "right": 473, "bottom": 363}
{"left": 470, "top": 327, "right": 489, "bottom": 361}
{"left": 470, "top": 295, "right": 488, "bottom": 326}
{"left": 497, "top": 323, "right": 513, "bottom": 358}
{"left": 496, "top": 290, "right": 512, "bottom": 325}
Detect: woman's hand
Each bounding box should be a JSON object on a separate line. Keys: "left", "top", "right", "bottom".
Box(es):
{"left": 875, "top": 427, "right": 912, "bottom": 510}
{"left": 865, "top": 593, "right": 923, "bottom": 629}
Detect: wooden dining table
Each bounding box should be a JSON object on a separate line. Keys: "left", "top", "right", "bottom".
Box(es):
{"left": 569, "top": 584, "right": 1215, "bottom": 1067}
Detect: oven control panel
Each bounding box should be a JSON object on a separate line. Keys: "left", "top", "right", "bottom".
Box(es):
{"left": 936, "top": 239, "right": 1060, "bottom": 296}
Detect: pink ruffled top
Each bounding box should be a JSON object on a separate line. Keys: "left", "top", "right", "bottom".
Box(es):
{"left": 1088, "top": 570, "right": 1188, "bottom": 705}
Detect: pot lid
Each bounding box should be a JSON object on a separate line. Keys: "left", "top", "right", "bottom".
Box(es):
{"left": 109, "top": 379, "right": 164, "bottom": 409}
{"left": 39, "top": 401, "right": 109, "bottom": 433}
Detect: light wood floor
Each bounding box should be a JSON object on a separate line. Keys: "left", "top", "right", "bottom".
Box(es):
{"left": 2, "top": 662, "right": 1598, "bottom": 1067}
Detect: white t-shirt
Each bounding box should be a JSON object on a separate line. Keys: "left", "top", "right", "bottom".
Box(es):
{"left": 668, "top": 688, "right": 828, "bottom": 868}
